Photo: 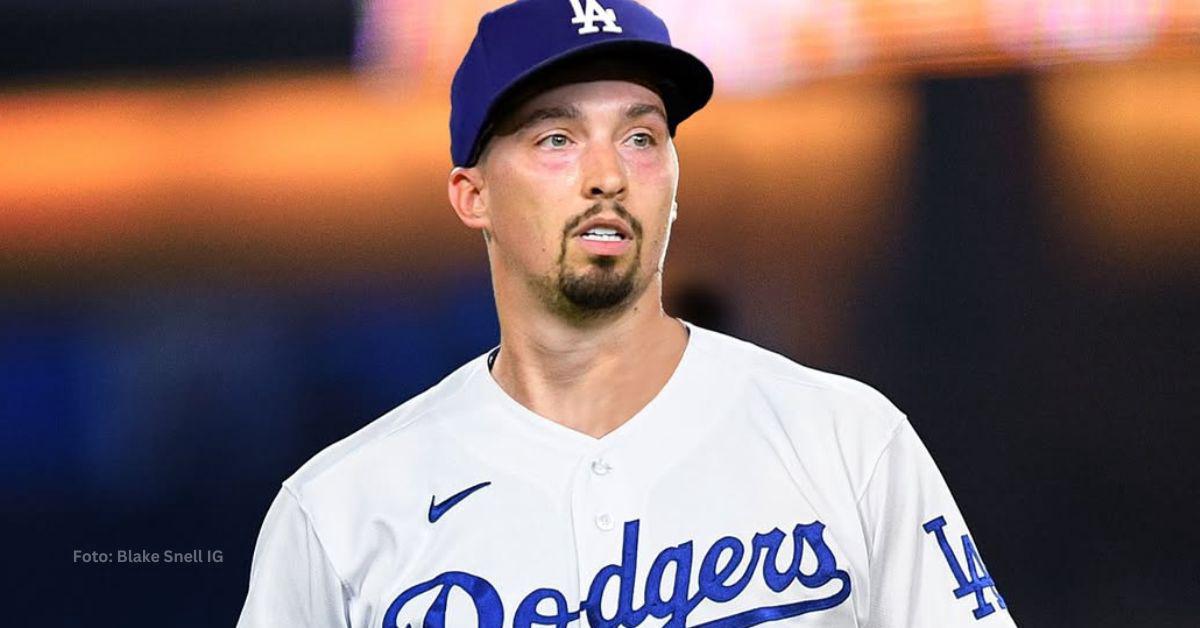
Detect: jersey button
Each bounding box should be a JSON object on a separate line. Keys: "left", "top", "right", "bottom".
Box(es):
{"left": 590, "top": 459, "right": 612, "bottom": 476}
{"left": 595, "top": 513, "right": 614, "bottom": 531}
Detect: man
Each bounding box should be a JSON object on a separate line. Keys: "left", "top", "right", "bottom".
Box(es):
{"left": 237, "top": 1, "right": 1017, "bottom": 626}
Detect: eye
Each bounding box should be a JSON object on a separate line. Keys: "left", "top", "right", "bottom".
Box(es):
{"left": 627, "top": 132, "right": 656, "bottom": 149}
{"left": 538, "top": 133, "right": 572, "bottom": 149}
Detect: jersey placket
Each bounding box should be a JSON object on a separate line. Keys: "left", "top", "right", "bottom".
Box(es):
{"left": 569, "top": 444, "right": 637, "bottom": 624}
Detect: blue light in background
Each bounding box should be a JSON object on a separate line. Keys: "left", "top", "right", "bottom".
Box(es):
{"left": 1, "top": 270, "right": 499, "bottom": 510}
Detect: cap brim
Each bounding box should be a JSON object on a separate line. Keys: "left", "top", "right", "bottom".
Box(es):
{"left": 466, "top": 39, "right": 713, "bottom": 166}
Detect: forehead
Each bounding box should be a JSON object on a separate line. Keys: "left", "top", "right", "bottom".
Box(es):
{"left": 513, "top": 80, "right": 666, "bottom": 117}
{"left": 489, "top": 80, "right": 668, "bottom": 140}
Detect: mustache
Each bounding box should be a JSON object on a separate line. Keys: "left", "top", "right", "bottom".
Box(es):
{"left": 562, "top": 202, "right": 644, "bottom": 239}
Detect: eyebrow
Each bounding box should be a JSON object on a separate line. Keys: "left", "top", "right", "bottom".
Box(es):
{"left": 508, "top": 101, "right": 669, "bottom": 135}
{"left": 625, "top": 102, "right": 668, "bottom": 124}
{"left": 510, "top": 104, "right": 582, "bottom": 134}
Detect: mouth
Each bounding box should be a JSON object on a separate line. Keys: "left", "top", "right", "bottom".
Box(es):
{"left": 573, "top": 219, "right": 634, "bottom": 257}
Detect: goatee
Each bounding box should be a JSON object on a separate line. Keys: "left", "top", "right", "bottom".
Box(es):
{"left": 558, "top": 255, "right": 638, "bottom": 311}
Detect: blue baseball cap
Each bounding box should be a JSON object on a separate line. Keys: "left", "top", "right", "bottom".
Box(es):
{"left": 450, "top": 0, "right": 714, "bottom": 167}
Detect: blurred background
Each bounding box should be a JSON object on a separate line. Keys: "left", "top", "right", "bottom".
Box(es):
{"left": 3, "top": 0, "right": 1198, "bottom": 625}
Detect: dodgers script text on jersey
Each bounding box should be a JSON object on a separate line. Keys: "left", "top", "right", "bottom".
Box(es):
{"left": 237, "top": 323, "right": 1016, "bottom": 627}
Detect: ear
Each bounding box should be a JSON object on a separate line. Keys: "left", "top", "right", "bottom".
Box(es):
{"left": 448, "top": 166, "right": 490, "bottom": 232}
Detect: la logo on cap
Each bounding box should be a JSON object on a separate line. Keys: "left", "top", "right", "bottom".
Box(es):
{"left": 569, "top": 0, "right": 622, "bottom": 35}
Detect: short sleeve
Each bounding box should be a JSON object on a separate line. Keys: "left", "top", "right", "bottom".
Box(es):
{"left": 236, "top": 486, "right": 351, "bottom": 628}
{"left": 857, "top": 419, "right": 1017, "bottom": 628}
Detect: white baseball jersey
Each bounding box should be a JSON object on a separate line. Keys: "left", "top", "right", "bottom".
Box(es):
{"left": 237, "top": 320, "right": 1017, "bottom": 628}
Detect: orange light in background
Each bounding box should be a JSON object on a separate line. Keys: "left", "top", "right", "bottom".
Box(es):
{"left": 989, "top": 0, "right": 1167, "bottom": 61}
{"left": 0, "top": 69, "right": 915, "bottom": 315}
{"left": 0, "top": 73, "right": 455, "bottom": 270}
{"left": 1037, "top": 61, "right": 1200, "bottom": 280}
{"left": 0, "top": 89, "right": 172, "bottom": 252}
{"left": 670, "top": 79, "right": 918, "bottom": 361}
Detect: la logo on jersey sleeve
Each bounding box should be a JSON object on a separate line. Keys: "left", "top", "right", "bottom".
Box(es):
{"left": 923, "top": 516, "right": 1008, "bottom": 620}
{"left": 568, "top": 0, "right": 622, "bottom": 34}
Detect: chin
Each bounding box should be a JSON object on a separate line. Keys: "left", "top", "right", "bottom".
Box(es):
{"left": 558, "top": 261, "right": 644, "bottom": 312}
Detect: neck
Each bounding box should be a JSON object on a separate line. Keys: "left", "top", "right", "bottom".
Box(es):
{"left": 488, "top": 272, "right": 689, "bottom": 439}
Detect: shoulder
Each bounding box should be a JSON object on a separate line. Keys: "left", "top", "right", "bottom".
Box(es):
{"left": 280, "top": 352, "right": 488, "bottom": 500}
{"left": 689, "top": 323, "right": 905, "bottom": 429}
{"left": 688, "top": 323, "right": 907, "bottom": 487}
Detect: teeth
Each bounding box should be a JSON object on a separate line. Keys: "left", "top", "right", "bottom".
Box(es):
{"left": 581, "top": 226, "right": 624, "bottom": 242}
{"left": 581, "top": 233, "right": 622, "bottom": 241}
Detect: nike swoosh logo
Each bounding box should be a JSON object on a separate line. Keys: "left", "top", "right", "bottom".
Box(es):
{"left": 428, "top": 481, "right": 492, "bottom": 523}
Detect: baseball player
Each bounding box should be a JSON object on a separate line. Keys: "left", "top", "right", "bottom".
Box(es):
{"left": 237, "top": 1, "right": 1017, "bottom": 626}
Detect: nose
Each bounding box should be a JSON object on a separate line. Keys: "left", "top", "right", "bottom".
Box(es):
{"left": 580, "top": 140, "right": 627, "bottom": 201}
